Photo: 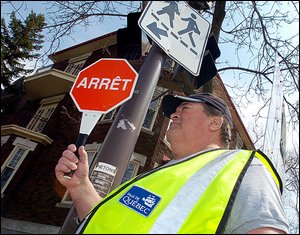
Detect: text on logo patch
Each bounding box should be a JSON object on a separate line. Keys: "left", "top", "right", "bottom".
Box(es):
{"left": 119, "top": 185, "right": 161, "bottom": 217}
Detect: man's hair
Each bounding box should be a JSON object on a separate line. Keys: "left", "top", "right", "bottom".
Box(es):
{"left": 202, "top": 104, "right": 236, "bottom": 149}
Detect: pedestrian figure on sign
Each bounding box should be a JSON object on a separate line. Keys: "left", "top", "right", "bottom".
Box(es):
{"left": 156, "top": 1, "right": 180, "bottom": 28}
{"left": 178, "top": 13, "right": 200, "bottom": 47}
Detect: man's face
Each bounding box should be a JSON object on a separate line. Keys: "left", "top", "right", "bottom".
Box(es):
{"left": 165, "top": 102, "right": 211, "bottom": 146}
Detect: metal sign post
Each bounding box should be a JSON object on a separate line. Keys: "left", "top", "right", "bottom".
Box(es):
{"left": 90, "top": 43, "right": 166, "bottom": 192}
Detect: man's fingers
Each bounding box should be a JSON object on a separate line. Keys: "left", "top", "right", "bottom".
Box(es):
{"left": 58, "top": 157, "right": 78, "bottom": 170}
{"left": 78, "top": 146, "right": 88, "bottom": 164}
{"left": 55, "top": 164, "right": 71, "bottom": 175}
{"left": 62, "top": 149, "right": 79, "bottom": 163}
{"left": 67, "top": 144, "right": 77, "bottom": 152}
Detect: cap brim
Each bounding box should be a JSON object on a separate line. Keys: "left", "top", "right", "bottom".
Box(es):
{"left": 162, "top": 95, "right": 202, "bottom": 118}
{"left": 162, "top": 95, "right": 182, "bottom": 118}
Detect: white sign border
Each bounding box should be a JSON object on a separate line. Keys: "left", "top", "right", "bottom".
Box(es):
{"left": 138, "top": 1, "right": 211, "bottom": 76}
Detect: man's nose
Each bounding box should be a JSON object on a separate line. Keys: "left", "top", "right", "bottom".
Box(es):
{"left": 170, "top": 112, "right": 180, "bottom": 120}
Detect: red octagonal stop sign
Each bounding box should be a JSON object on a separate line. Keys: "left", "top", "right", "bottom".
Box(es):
{"left": 70, "top": 58, "right": 138, "bottom": 113}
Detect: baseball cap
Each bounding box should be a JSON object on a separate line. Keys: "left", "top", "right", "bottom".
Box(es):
{"left": 162, "top": 93, "right": 233, "bottom": 124}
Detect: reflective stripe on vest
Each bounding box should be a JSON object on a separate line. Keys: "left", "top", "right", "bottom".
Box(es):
{"left": 254, "top": 150, "right": 283, "bottom": 193}
{"left": 78, "top": 149, "right": 281, "bottom": 234}
{"left": 149, "top": 149, "right": 242, "bottom": 234}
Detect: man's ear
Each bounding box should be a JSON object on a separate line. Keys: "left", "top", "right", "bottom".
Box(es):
{"left": 208, "top": 116, "right": 223, "bottom": 132}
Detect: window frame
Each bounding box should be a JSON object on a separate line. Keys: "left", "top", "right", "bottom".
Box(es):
{"left": 26, "top": 95, "right": 64, "bottom": 133}
{"left": 98, "top": 108, "right": 118, "bottom": 123}
{"left": 1, "top": 144, "right": 30, "bottom": 195}
{"left": 26, "top": 103, "right": 57, "bottom": 133}
{"left": 64, "top": 53, "right": 92, "bottom": 76}
{"left": 121, "top": 160, "right": 140, "bottom": 184}
{"left": 142, "top": 86, "right": 167, "bottom": 131}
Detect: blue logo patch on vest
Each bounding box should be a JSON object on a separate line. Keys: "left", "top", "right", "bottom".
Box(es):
{"left": 119, "top": 185, "right": 161, "bottom": 217}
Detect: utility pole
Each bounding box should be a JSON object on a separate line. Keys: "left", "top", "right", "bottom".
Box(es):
{"left": 59, "top": 43, "right": 166, "bottom": 233}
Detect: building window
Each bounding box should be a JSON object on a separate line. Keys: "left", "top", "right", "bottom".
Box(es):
{"left": 121, "top": 160, "right": 140, "bottom": 184}
{"left": 64, "top": 61, "right": 85, "bottom": 76}
{"left": 142, "top": 86, "right": 168, "bottom": 130}
{"left": 26, "top": 103, "right": 57, "bottom": 133}
{"left": 1, "top": 145, "right": 29, "bottom": 194}
{"left": 26, "top": 95, "right": 64, "bottom": 133}
{"left": 143, "top": 99, "right": 159, "bottom": 130}
{"left": 121, "top": 152, "right": 146, "bottom": 183}
{"left": 98, "top": 108, "right": 118, "bottom": 123}
{"left": 1, "top": 138, "right": 37, "bottom": 196}
{"left": 64, "top": 53, "right": 91, "bottom": 76}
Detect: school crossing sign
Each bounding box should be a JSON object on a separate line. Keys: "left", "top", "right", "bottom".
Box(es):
{"left": 70, "top": 58, "right": 138, "bottom": 113}
{"left": 138, "top": 1, "right": 211, "bottom": 76}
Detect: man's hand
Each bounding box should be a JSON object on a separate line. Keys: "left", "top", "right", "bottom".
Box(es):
{"left": 55, "top": 144, "right": 90, "bottom": 191}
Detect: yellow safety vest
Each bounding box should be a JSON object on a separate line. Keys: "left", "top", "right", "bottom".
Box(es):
{"left": 77, "top": 149, "right": 282, "bottom": 234}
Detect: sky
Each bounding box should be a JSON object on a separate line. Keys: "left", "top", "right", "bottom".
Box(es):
{"left": 1, "top": 1, "right": 299, "bottom": 232}
{"left": 1, "top": 1, "right": 134, "bottom": 62}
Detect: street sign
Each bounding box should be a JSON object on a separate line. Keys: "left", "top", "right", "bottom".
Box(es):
{"left": 64, "top": 58, "right": 138, "bottom": 180}
{"left": 138, "top": 1, "right": 211, "bottom": 76}
{"left": 70, "top": 58, "right": 138, "bottom": 113}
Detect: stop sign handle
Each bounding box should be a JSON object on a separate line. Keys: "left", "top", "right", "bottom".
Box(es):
{"left": 63, "top": 133, "right": 89, "bottom": 179}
